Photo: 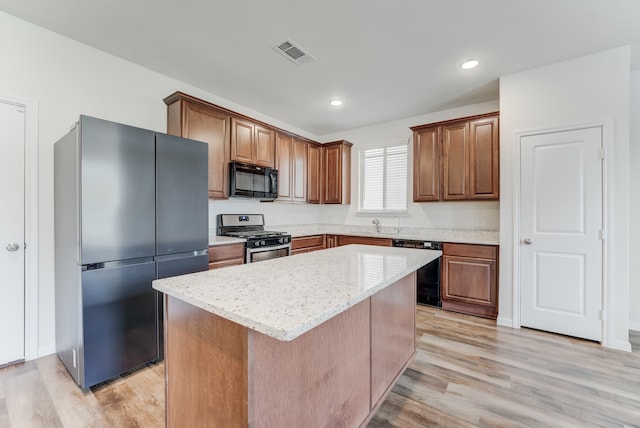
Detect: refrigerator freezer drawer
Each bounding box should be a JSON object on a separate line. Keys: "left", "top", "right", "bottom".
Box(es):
{"left": 81, "top": 260, "right": 157, "bottom": 389}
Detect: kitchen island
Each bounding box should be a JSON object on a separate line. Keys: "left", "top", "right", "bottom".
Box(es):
{"left": 153, "top": 244, "right": 441, "bottom": 428}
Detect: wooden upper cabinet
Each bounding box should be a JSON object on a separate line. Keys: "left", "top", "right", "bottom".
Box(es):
{"left": 469, "top": 116, "right": 499, "bottom": 199}
{"left": 231, "top": 118, "right": 275, "bottom": 168}
{"left": 164, "top": 93, "right": 231, "bottom": 199}
{"left": 413, "top": 126, "right": 441, "bottom": 202}
{"left": 307, "top": 143, "right": 322, "bottom": 204}
{"left": 275, "top": 133, "right": 293, "bottom": 200}
{"left": 442, "top": 122, "right": 470, "bottom": 200}
{"left": 323, "top": 140, "right": 352, "bottom": 204}
{"left": 292, "top": 138, "right": 308, "bottom": 202}
{"left": 231, "top": 118, "right": 254, "bottom": 164}
{"left": 276, "top": 133, "right": 308, "bottom": 202}
{"left": 411, "top": 112, "right": 499, "bottom": 202}
{"left": 255, "top": 125, "right": 276, "bottom": 167}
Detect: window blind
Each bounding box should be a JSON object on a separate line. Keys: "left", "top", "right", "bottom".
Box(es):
{"left": 359, "top": 143, "right": 407, "bottom": 211}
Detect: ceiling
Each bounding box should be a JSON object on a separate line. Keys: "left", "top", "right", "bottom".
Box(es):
{"left": 1, "top": 0, "right": 639, "bottom": 137}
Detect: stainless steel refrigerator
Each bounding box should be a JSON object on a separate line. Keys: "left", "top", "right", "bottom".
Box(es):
{"left": 54, "top": 115, "right": 208, "bottom": 390}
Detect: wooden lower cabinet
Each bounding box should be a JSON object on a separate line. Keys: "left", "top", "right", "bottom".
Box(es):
{"left": 291, "top": 235, "right": 325, "bottom": 255}
{"left": 326, "top": 234, "right": 339, "bottom": 248}
{"left": 441, "top": 243, "right": 498, "bottom": 319}
{"left": 324, "top": 234, "right": 392, "bottom": 248}
{"left": 208, "top": 243, "right": 245, "bottom": 269}
{"left": 337, "top": 235, "right": 392, "bottom": 247}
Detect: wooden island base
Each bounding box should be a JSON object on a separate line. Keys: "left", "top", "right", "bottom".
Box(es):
{"left": 164, "top": 272, "right": 416, "bottom": 428}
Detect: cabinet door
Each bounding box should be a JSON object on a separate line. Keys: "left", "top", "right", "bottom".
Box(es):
{"left": 208, "top": 243, "right": 245, "bottom": 269}
{"left": 442, "top": 122, "right": 469, "bottom": 200}
{"left": 413, "top": 127, "right": 441, "bottom": 202}
{"left": 183, "top": 104, "right": 231, "bottom": 199}
{"left": 307, "top": 144, "right": 322, "bottom": 204}
{"left": 255, "top": 125, "right": 275, "bottom": 168}
{"left": 441, "top": 254, "right": 497, "bottom": 318}
{"left": 231, "top": 117, "right": 255, "bottom": 164}
{"left": 337, "top": 235, "right": 392, "bottom": 247}
{"left": 291, "top": 235, "right": 325, "bottom": 253}
{"left": 323, "top": 144, "right": 344, "bottom": 204}
{"left": 469, "top": 116, "right": 499, "bottom": 199}
{"left": 275, "top": 133, "right": 293, "bottom": 200}
{"left": 292, "top": 139, "right": 308, "bottom": 202}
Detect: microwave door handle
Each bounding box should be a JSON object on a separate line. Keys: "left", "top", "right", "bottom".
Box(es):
{"left": 270, "top": 173, "right": 277, "bottom": 194}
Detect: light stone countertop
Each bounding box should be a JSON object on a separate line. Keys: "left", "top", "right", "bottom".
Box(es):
{"left": 208, "top": 224, "right": 498, "bottom": 245}
{"left": 274, "top": 224, "right": 499, "bottom": 245}
{"left": 208, "top": 235, "right": 246, "bottom": 246}
{"left": 153, "top": 244, "right": 440, "bottom": 341}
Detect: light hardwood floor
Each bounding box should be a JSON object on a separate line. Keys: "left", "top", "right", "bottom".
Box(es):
{"left": 1, "top": 306, "right": 639, "bottom": 427}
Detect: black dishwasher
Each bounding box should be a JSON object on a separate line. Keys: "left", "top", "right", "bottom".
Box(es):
{"left": 393, "top": 239, "right": 442, "bottom": 306}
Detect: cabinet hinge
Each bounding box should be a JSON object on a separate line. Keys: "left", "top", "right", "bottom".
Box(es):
{"left": 599, "top": 309, "right": 605, "bottom": 321}
{"left": 599, "top": 229, "right": 606, "bottom": 241}
{"left": 599, "top": 148, "right": 605, "bottom": 160}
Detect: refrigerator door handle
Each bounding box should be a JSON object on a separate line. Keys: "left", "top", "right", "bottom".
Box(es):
{"left": 155, "top": 250, "right": 207, "bottom": 263}
{"left": 82, "top": 256, "right": 155, "bottom": 271}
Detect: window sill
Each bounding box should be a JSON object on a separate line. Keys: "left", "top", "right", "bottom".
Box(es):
{"left": 355, "top": 210, "right": 410, "bottom": 217}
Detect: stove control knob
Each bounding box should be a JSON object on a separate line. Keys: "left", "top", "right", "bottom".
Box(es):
{"left": 258, "top": 240, "right": 265, "bottom": 247}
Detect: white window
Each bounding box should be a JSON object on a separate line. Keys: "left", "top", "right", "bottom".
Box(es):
{"left": 358, "top": 143, "right": 408, "bottom": 212}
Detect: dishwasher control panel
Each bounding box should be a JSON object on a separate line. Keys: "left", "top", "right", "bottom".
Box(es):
{"left": 392, "top": 239, "right": 442, "bottom": 250}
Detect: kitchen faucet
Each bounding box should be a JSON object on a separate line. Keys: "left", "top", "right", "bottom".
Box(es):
{"left": 372, "top": 218, "right": 381, "bottom": 233}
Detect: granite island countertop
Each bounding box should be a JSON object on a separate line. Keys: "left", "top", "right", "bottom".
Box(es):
{"left": 153, "top": 244, "right": 440, "bottom": 341}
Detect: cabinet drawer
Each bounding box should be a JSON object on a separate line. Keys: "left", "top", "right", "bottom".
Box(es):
{"left": 443, "top": 243, "right": 496, "bottom": 259}
{"left": 209, "top": 243, "right": 245, "bottom": 263}
{"left": 291, "top": 235, "right": 325, "bottom": 250}
{"left": 208, "top": 258, "right": 244, "bottom": 270}
{"left": 337, "top": 235, "right": 392, "bottom": 247}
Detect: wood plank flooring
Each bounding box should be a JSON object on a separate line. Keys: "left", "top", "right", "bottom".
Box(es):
{"left": 1, "top": 306, "right": 639, "bottom": 427}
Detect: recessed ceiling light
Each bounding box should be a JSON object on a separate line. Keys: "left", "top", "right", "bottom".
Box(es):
{"left": 461, "top": 60, "right": 479, "bottom": 70}
{"left": 330, "top": 99, "right": 343, "bottom": 106}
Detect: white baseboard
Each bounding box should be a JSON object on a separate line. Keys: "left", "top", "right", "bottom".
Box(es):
{"left": 603, "top": 339, "right": 632, "bottom": 352}
{"left": 36, "top": 345, "right": 56, "bottom": 360}
{"left": 496, "top": 316, "right": 514, "bottom": 328}
{"left": 629, "top": 321, "right": 640, "bottom": 332}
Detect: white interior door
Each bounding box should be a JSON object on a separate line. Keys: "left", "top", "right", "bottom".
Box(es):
{"left": 0, "top": 100, "right": 26, "bottom": 365}
{"left": 520, "top": 127, "right": 603, "bottom": 341}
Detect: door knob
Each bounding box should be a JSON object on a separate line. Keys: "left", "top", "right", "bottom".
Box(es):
{"left": 6, "top": 243, "right": 19, "bottom": 251}
{"left": 523, "top": 238, "right": 533, "bottom": 245}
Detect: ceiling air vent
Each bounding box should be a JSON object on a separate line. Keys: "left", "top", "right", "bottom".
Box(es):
{"left": 272, "top": 38, "right": 315, "bottom": 66}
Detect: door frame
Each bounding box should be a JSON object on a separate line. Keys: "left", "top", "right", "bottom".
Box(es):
{"left": 511, "top": 120, "right": 613, "bottom": 347}
{"left": 1, "top": 95, "right": 39, "bottom": 360}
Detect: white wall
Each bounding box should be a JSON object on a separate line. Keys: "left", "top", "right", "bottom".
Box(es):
{"left": 318, "top": 101, "right": 501, "bottom": 231}
{"left": 499, "top": 47, "right": 631, "bottom": 351}
{"left": 0, "top": 12, "right": 319, "bottom": 357}
{"left": 630, "top": 70, "right": 640, "bottom": 331}
{"left": 209, "top": 199, "right": 322, "bottom": 228}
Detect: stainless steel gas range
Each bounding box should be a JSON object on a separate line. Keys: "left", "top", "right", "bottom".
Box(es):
{"left": 217, "top": 214, "right": 291, "bottom": 263}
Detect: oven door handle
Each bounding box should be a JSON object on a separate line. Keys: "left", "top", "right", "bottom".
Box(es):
{"left": 247, "top": 243, "right": 291, "bottom": 253}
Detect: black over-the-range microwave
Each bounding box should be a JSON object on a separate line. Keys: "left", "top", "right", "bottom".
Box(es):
{"left": 229, "top": 161, "right": 278, "bottom": 199}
